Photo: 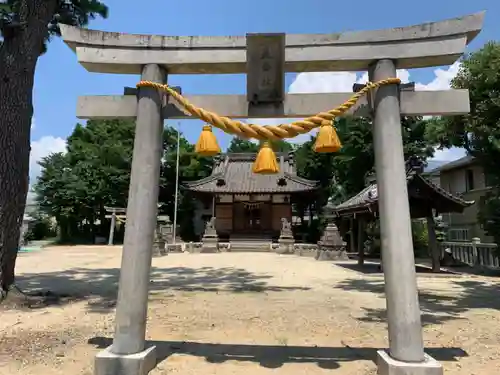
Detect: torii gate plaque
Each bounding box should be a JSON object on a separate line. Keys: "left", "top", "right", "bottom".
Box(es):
{"left": 60, "top": 12, "right": 484, "bottom": 375}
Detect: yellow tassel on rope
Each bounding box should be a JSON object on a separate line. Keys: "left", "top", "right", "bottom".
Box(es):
{"left": 313, "top": 121, "right": 342, "bottom": 153}
{"left": 195, "top": 125, "right": 221, "bottom": 156}
{"left": 252, "top": 142, "right": 279, "bottom": 174}
{"left": 136, "top": 77, "right": 401, "bottom": 160}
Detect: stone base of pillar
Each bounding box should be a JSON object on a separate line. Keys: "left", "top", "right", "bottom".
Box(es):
{"left": 377, "top": 350, "right": 443, "bottom": 375}
{"left": 95, "top": 345, "right": 157, "bottom": 375}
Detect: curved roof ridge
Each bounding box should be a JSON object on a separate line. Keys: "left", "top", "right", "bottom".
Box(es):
{"left": 284, "top": 173, "right": 319, "bottom": 186}
{"left": 184, "top": 173, "right": 223, "bottom": 187}
{"left": 415, "top": 174, "right": 475, "bottom": 206}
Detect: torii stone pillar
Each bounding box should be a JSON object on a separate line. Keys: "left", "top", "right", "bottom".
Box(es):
{"left": 94, "top": 64, "right": 165, "bottom": 375}
{"left": 370, "top": 60, "right": 442, "bottom": 374}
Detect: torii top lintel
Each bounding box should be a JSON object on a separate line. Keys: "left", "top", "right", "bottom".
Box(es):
{"left": 60, "top": 12, "right": 484, "bottom": 75}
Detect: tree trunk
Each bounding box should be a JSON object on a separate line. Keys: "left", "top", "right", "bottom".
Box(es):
{"left": 0, "top": 0, "right": 56, "bottom": 297}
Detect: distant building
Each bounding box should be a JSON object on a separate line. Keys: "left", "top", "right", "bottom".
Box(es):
{"left": 433, "top": 156, "right": 494, "bottom": 242}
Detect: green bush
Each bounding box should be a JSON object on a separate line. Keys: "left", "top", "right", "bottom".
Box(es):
{"left": 364, "top": 219, "right": 431, "bottom": 257}
{"left": 411, "top": 220, "right": 429, "bottom": 257}
{"left": 24, "top": 217, "right": 57, "bottom": 242}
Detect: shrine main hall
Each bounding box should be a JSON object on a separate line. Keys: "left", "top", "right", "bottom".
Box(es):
{"left": 186, "top": 152, "right": 318, "bottom": 240}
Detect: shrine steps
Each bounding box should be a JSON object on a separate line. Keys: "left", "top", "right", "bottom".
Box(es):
{"left": 229, "top": 234, "right": 273, "bottom": 252}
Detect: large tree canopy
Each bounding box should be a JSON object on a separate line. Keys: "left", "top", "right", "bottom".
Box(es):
{"left": 35, "top": 119, "right": 135, "bottom": 242}
{"left": 34, "top": 120, "right": 213, "bottom": 244}
{"left": 0, "top": 0, "right": 108, "bottom": 295}
{"left": 300, "top": 116, "right": 434, "bottom": 206}
{"left": 426, "top": 42, "right": 500, "bottom": 242}
{"left": 425, "top": 42, "right": 500, "bottom": 177}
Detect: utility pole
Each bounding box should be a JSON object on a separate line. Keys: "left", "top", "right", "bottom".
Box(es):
{"left": 172, "top": 122, "right": 181, "bottom": 244}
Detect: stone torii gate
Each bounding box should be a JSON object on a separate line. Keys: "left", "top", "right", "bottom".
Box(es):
{"left": 60, "top": 12, "right": 484, "bottom": 375}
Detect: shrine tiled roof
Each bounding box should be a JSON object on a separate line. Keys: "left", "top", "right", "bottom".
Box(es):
{"left": 185, "top": 152, "right": 318, "bottom": 194}
{"left": 331, "top": 158, "right": 475, "bottom": 216}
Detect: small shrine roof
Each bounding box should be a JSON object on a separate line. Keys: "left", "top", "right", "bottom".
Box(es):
{"left": 185, "top": 152, "right": 318, "bottom": 194}
{"left": 331, "top": 157, "right": 474, "bottom": 217}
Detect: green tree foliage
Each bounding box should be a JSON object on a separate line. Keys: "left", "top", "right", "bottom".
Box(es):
{"left": 295, "top": 116, "right": 433, "bottom": 207}
{"left": 425, "top": 42, "right": 500, "bottom": 243}
{"left": 35, "top": 119, "right": 136, "bottom": 242}
{"left": 0, "top": 0, "right": 108, "bottom": 295}
{"left": 227, "top": 138, "right": 259, "bottom": 153}
{"left": 477, "top": 197, "right": 500, "bottom": 245}
{"left": 34, "top": 120, "right": 212, "bottom": 244}
{"left": 425, "top": 43, "right": 500, "bottom": 160}
{"left": 294, "top": 134, "right": 337, "bottom": 218}
{"left": 226, "top": 137, "right": 295, "bottom": 153}
{"left": 293, "top": 116, "right": 433, "bottom": 242}
{"left": 159, "top": 127, "right": 213, "bottom": 240}
{"left": 23, "top": 213, "right": 56, "bottom": 242}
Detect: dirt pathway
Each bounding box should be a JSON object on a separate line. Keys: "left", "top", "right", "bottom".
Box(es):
{"left": 1, "top": 246, "right": 499, "bottom": 375}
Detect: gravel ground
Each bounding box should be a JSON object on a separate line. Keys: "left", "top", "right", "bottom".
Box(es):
{"left": 1, "top": 246, "right": 499, "bottom": 375}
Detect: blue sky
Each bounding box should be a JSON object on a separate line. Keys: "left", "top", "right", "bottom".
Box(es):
{"left": 30, "top": 0, "right": 500, "bottom": 180}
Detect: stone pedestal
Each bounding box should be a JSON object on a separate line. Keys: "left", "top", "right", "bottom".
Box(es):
{"left": 152, "top": 238, "right": 166, "bottom": 257}
{"left": 377, "top": 350, "right": 443, "bottom": 375}
{"left": 160, "top": 219, "right": 184, "bottom": 253}
{"left": 95, "top": 345, "right": 157, "bottom": 375}
{"left": 277, "top": 237, "right": 294, "bottom": 254}
{"left": 201, "top": 237, "right": 219, "bottom": 253}
{"left": 316, "top": 222, "right": 348, "bottom": 261}
{"left": 159, "top": 218, "right": 173, "bottom": 244}
{"left": 293, "top": 244, "right": 318, "bottom": 257}
{"left": 201, "top": 217, "right": 219, "bottom": 253}
{"left": 276, "top": 218, "right": 294, "bottom": 254}
{"left": 186, "top": 242, "right": 202, "bottom": 253}
{"left": 152, "top": 219, "right": 171, "bottom": 257}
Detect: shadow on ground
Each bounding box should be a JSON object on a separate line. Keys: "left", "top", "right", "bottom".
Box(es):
{"left": 335, "top": 262, "right": 454, "bottom": 275}
{"left": 87, "top": 336, "right": 467, "bottom": 370}
{"left": 334, "top": 276, "right": 500, "bottom": 325}
{"left": 338, "top": 258, "right": 500, "bottom": 277}
{"left": 12, "top": 266, "right": 309, "bottom": 313}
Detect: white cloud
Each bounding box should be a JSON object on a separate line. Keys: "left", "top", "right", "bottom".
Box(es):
{"left": 357, "top": 68, "right": 411, "bottom": 86}
{"left": 30, "top": 136, "right": 67, "bottom": 183}
{"left": 290, "top": 61, "right": 460, "bottom": 97}
{"left": 289, "top": 72, "right": 358, "bottom": 93}
{"left": 415, "top": 62, "right": 461, "bottom": 91}
{"left": 31, "top": 117, "right": 36, "bottom": 130}
{"left": 260, "top": 61, "right": 464, "bottom": 154}
{"left": 432, "top": 147, "right": 466, "bottom": 161}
